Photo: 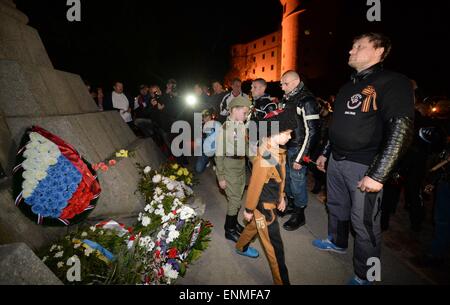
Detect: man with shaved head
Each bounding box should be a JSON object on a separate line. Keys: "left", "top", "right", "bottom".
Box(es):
{"left": 279, "top": 70, "right": 320, "bottom": 231}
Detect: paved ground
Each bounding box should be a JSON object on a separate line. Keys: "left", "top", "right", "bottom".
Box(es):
{"left": 177, "top": 165, "right": 430, "bottom": 285}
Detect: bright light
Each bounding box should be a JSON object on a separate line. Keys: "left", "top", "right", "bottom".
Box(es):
{"left": 432, "top": 107, "right": 438, "bottom": 112}
{"left": 185, "top": 94, "right": 197, "bottom": 107}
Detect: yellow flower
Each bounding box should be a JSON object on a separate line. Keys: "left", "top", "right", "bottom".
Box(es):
{"left": 186, "top": 178, "right": 192, "bottom": 185}
{"left": 183, "top": 168, "right": 189, "bottom": 176}
{"left": 177, "top": 169, "right": 183, "bottom": 176}
{"left": 171, "top": 164, "right": 179, "bottom": 170}
{"left": 115, "top": 149, "right": 129, "bottom": 158}
{"left": 169, "top": 175, "right": 176, "bottom": 180}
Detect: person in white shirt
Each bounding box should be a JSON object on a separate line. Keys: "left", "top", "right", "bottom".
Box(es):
{"left": 218, "top": 78, "right": 249, "bottom": 123}
{"left": 111, "top": 81, "right": 133, "bottom": 125}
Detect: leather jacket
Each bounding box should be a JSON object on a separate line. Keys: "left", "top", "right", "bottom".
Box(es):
{"left": 281, "top": 82, "right": 320, "bottom": 163}
{"left": 252, "top": 94, "right": 278, "bottom": 121}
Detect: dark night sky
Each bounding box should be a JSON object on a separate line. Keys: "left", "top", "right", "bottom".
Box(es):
{"left": 14, "top": 0, "right": 450, "bottom": 97}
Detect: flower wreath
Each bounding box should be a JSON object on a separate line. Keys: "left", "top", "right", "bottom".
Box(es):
{"left": 12, "top": 126, "right": 101, "bottom": 226}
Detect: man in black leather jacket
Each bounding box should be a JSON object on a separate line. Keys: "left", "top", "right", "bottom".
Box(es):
{"left": 250, "top": 78, "right": 278, "bottom": 121}
{"left": 279, "top": 70, "right": 320, "bottom": 231}
{"left": 312, "top": 33, "right": 414, "bottom": 285}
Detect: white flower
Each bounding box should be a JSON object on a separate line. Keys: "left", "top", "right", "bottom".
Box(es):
{"left": 155, "top": 187, "right": 163, "bottom": 195}
{"left": 180, "top": 206, "right": 196, "bottom": 220}
{"left": 42, "top": 256, "right": 49, "bottom": 263}
{"left": 73, "top": 243, "right": 81, "bottom": 249}
{"left": 154, "top": 208, "right": 164, "bottom": 216}
{"left": 138, "top": 212, "right": 143, "bottom": 221}
{"left": 54, "top": 251, "right": 64, "bottom": 258}
{"left": 161, "top": 215, "right": 170, "bottom": 223}
{"left": 167, "top": 182, "right": 175, "bottom": 191}
{"left": 22, "top": 189, "right": 33, "bottom": 199}
{"left": 144, "top": 166, "right": 152, "bottom": 174}
{"left": 175, "top": 191, "right": 185, "bottom": 199}
{"left": 47, "top": 157, "right": 58, "bottom": 165}
{"left": 163, "top": 263, "right": 179, "bottom": 280}
{"left": 35, "top": 170, "right": 47, "bottom": 181}
{"left": 168, "top": 225, "right": 177, "bottom": 232}
{"left": 152, "top": 174, "right": 162, "bottom": 184}
{"left": 81, "top": 232, "right": 88, "bottom": 237}
{"left": 144, "top": 204, "right": 151, "bottom": 212}
{"left": 167, "top": 230, "right": 180, "bottom": 243}
{"left": 57, "top": 262, "right": 64, "bottom": 269}
{"left": 141, "top": 216, "right": 151, "bottom": 227}
{"left": 147, "top": 241, "right": 155, "bottom": 252}
{"left": 90, "top": 226, "right": 96, "bottom": 232}
{"left": 157, "top": 229, "right": 166, "bottom": 240}
{"left": 84, "top": 247, "right": 94, "bottom": 257}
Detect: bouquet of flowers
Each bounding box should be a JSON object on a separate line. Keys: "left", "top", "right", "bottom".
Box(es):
{"left": 39, "top": 163, "right": 212, "bottom": 285}
{"left": 39, "top": 220, "right": 133, "bottom": 284}
{"left": 12, "top": 126, "right": 101, "bottom": 226}
{"left": 159, "top": 163, "right": 195, "bottom": 186}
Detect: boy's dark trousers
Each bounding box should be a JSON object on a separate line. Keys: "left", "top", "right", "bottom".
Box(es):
{"left": 236, "top": 203, "right": 290, "bottom": 285}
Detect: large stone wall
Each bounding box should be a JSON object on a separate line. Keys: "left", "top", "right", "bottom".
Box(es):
{"left": 0, "top": 0, "right": 165, "bottom": 251}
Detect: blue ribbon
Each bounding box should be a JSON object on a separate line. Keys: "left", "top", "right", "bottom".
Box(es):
{"left": 82, "top": 239, "right": 116, "bottom": 262}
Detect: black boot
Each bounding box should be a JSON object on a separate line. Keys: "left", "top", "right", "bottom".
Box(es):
{"left": 224, "top": 215, "right": 241, "bottom": 242}
{"left": 235, "top": 215, "right": 244, "bottom": 233}
{"left": 285, "top": 197, "right": 295, "bottom": 215}
{"left": 283, "top": 207, "right": 306, "bottom": 231}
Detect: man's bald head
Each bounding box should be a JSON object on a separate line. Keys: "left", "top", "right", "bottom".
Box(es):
{"left": 280, "top": 70, "right": 301, "bottom": 94}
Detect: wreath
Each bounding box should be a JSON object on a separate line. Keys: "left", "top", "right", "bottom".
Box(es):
{"left": 12, "top": 126, "right": 101, "bottom": 226}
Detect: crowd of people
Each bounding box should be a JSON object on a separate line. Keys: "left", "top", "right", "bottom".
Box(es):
{"left": 86, "top": 32, "right": 449, "bottom": 285}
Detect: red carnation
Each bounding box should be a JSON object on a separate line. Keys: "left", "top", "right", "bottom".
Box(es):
{"left": 302, "top": 156, "right": 317, "bottom": 165}
{"left": 108, "top": 159, "right": 117, "bottom": 166}
{"left": 168, "top": 248, "right": 178, "bottom": 259}
{"left": 155, "top": 250, "right": 161, "bottom": 259}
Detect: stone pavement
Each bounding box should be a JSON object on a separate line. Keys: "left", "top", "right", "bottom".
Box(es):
{"left": 178, "top": 165, "right": 430, "bottom": 285}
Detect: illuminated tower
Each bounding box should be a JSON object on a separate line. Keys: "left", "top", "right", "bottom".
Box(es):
{"left": 279, "top": 0, "right": 305, "bottom": 74}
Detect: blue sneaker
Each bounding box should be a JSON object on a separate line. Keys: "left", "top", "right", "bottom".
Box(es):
{"left": 347, "top": 274, "right": 373, "bottom": 285}
{"left": 312, "top": 236, "right": 347, "bottom": 254}
{"left": 236, "top": 246, "right": 259, "bottom": 258}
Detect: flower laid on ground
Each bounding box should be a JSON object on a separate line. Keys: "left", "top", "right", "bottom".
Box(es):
{"left": 159, "top": 163, "right": 195, "bottom": 187}
{"left": 39, "top": 163, "right": 212, "bottom": 285}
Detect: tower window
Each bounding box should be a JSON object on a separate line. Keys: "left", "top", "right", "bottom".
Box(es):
{"left": 263, "top": 40, "right": 266, "bottom": 46}
{"left": 262, "top": 53, "right": 265, "bottom": 60}
{"left": 262, "top": 67, "right": 265, "bottom": 72}
{"left": 253, "top": 69, "right": 255, "bottom": 74}
{"left": 253, "top": 56, "right": 256, "bottom": 62}
{"left": 271, "top": 51, "right": 275, "bottom": 57}
{"left": 254, "top": 43, "right": 256, "bottom": 49}
{"left": 271, "top": 65, "right": 274, "bottom": 71}
{"left": 272, "top": 36, "right": 276, "bottom": 42}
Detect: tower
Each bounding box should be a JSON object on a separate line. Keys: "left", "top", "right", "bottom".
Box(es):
{"left": 279, "top": 0, "right": 305, "bottom": 74}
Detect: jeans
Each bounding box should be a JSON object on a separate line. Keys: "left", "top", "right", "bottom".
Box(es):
{"left": 284, "top": 147, "right": 308, "bottom": 208}
{"left": 195, "top": 154, "right": 210, "bottom": 174}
